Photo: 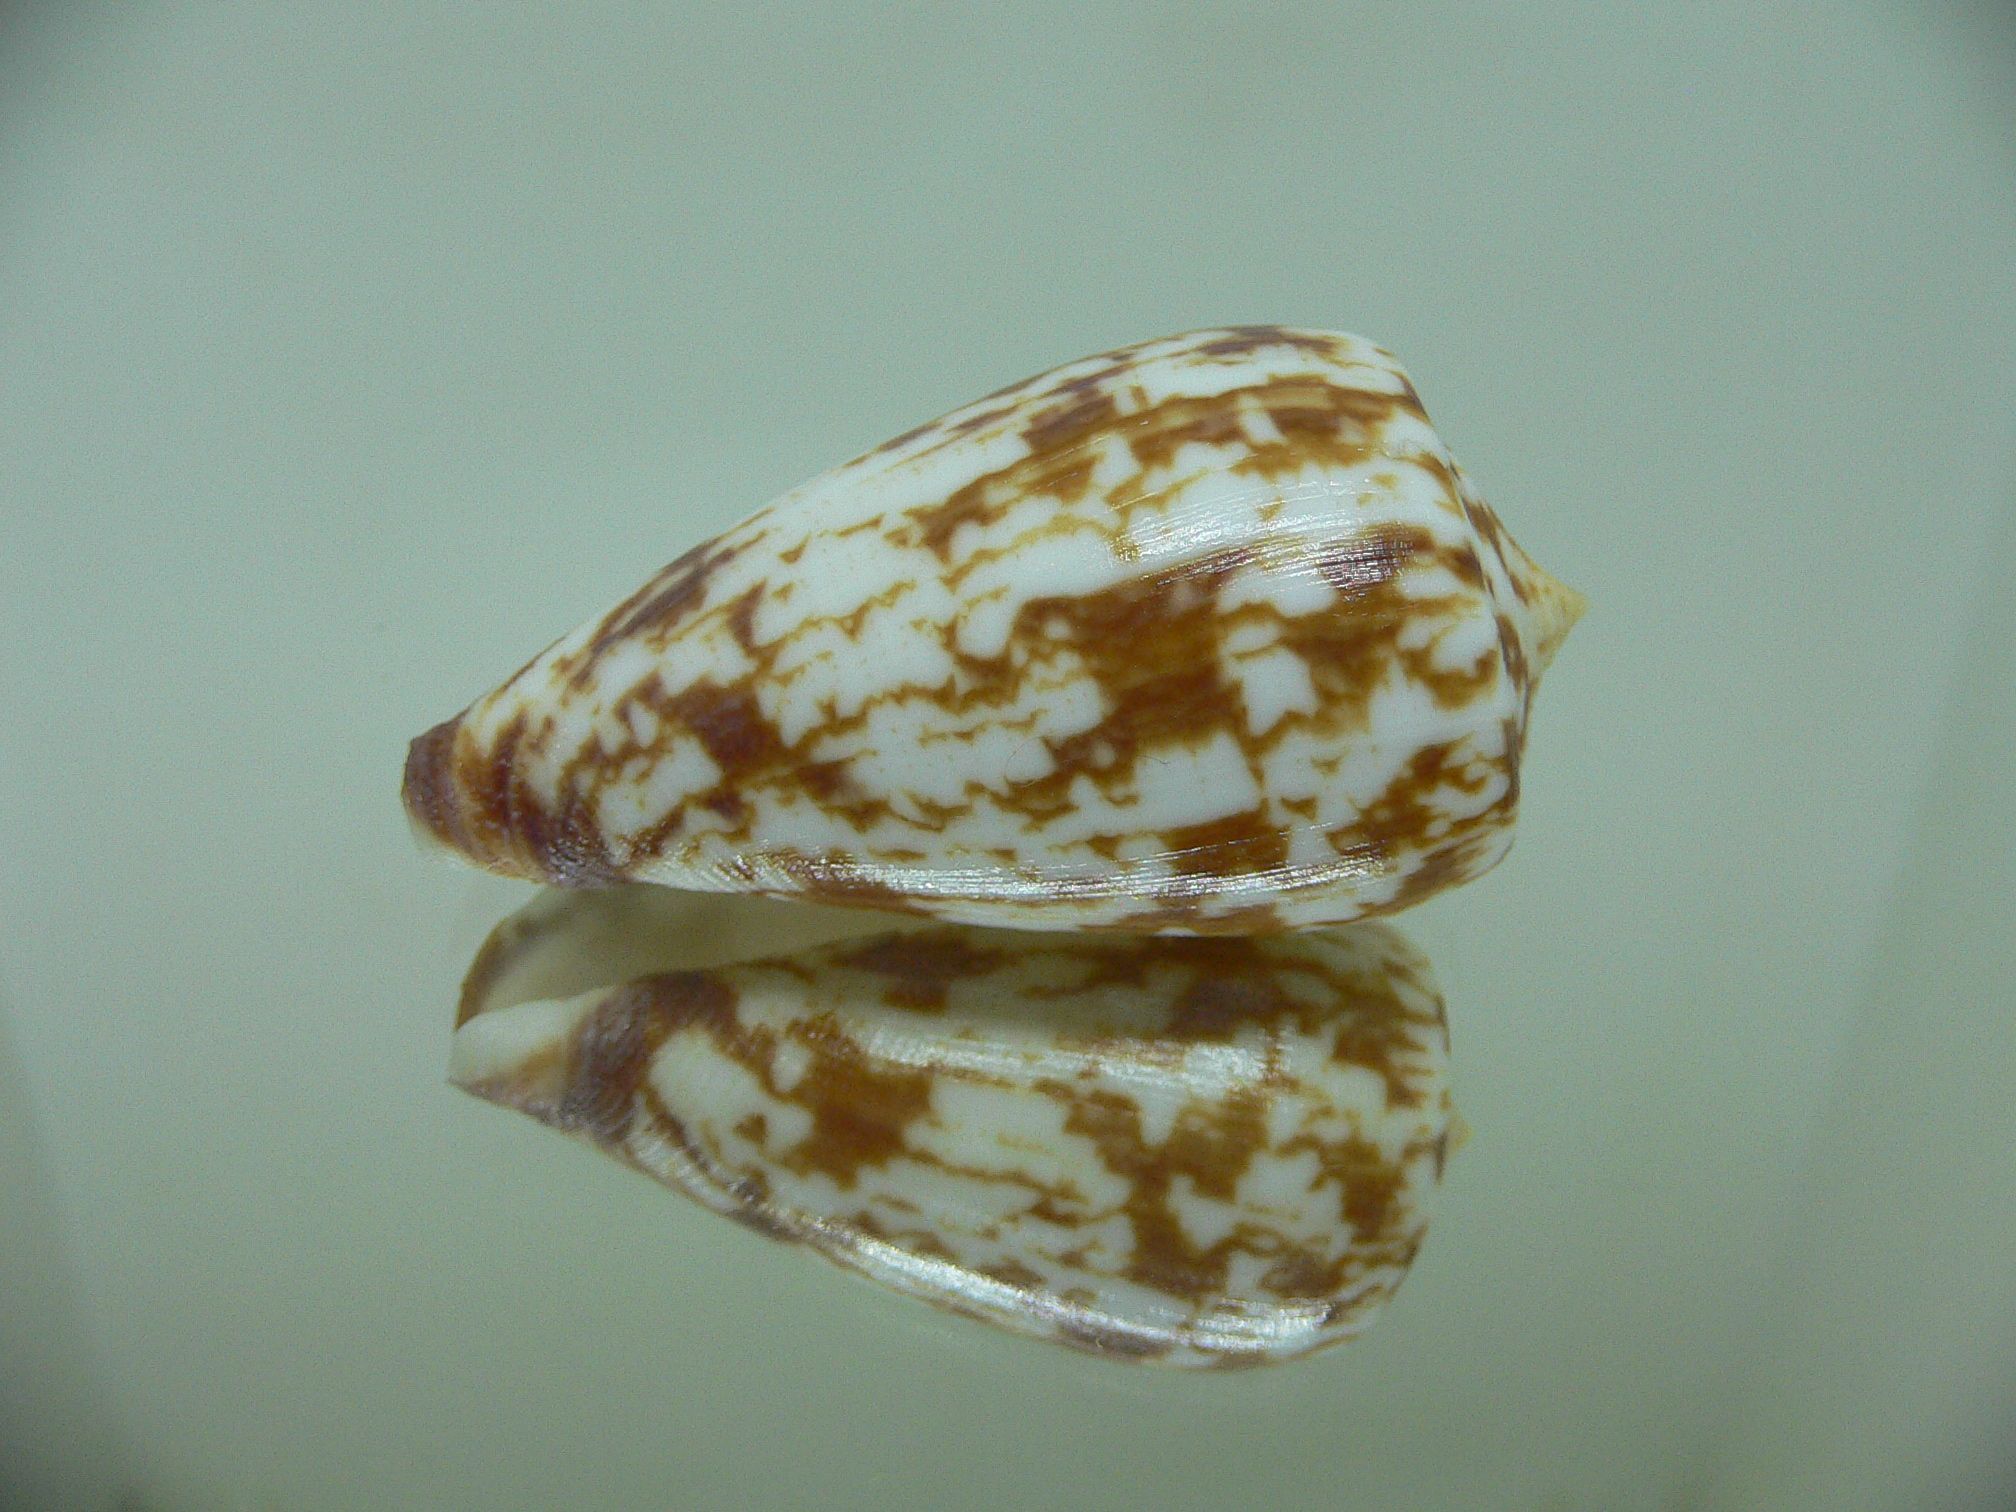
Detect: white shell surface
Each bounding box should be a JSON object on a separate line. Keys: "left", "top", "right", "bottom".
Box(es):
{"left": 450, "top": 885, "right": 1454, "bottom": 1368}
{"left": 405, "top": 327, "right": 1582, "bottom": 932}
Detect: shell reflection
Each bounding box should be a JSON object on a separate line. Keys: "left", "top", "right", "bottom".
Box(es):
{"left": 451, "top": 885, "right": 1454, "bottom": 1367}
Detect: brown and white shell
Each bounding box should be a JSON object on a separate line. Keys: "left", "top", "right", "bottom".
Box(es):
{"left": 401, "top": 328, "right": 1580, "bottom": 935}
{"left": 402, "top": 326, "right": 1581, "bottom": 934}
{"left": 451, "top": 886, "right": 1454, "bottom": 1367}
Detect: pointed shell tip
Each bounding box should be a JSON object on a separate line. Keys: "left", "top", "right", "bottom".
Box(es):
{"left": 1526, "top": 567, "right": 1587, "bottom": 676}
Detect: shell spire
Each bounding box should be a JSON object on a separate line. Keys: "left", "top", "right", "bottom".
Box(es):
{"left": 405, "top": 327, "right": 1580, "bottom": 933}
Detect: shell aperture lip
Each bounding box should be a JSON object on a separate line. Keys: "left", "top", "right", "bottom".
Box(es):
{"left": 403, "top": 326, "right": 1581, "bottom": 934}
{"left": 450, "top": 884, "right": 1455, "bottom": 1368}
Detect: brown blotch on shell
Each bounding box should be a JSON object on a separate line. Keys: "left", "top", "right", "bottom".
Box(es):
{"left": 1020, "top": 385, "right": 1120, "bottom": 456}
{"left": 831, "top": 932, "right": 1012, "bottom": 1012}
{"left": 1189, "top": 327, "right": 1353, "bottom": 364}
{"left": 568, "top": 535, "right": 756, "bottom": 681}
{"left": 405, "top": 711, "right": 625, "bottom": 888}
{"left": 1048, "top": 1082, "right": 1272, "bottom": 1304}
{"left": 558, "top": 972, "right": 740, "bottom": 1145}
{"left": 764, "top": 1019, "right": 939, "bottom": 1189}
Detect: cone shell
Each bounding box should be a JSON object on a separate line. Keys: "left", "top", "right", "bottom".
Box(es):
{"left": 406, "top": 326, "right": 1581, "bottom": 932}
{"left": 451, "top": 886, "right": 1454, "bottom": 1367}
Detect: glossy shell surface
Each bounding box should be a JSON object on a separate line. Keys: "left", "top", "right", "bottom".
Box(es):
{"left": 404, "top": 324, "right": 1581, "bottom": 933}
{"left": 451, "top": 886, "right": 1453, "bottom": 1367}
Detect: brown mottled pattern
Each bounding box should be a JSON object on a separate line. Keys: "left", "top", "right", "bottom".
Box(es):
{"left": 450, "top": 889, "right": 1452, "bottom": 1367}
{"left": 404, "top": 326, "right": 1581, "bottom": 932}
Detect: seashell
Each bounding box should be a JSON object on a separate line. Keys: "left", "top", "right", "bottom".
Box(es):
{"left": 404, "top": 323, "right": 1582, "bottom": 934}
{"left": 450, "top": 885, "right": 1454, "bottom": 1367}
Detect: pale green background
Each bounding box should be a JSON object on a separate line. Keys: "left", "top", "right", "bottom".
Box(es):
{"left": 2, "top": 3, "right": 2013, "bottom": 1510}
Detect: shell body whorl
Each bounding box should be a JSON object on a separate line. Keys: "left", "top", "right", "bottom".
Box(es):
{"left": 405, "top": 326, "right": 1580, "bottom": 933}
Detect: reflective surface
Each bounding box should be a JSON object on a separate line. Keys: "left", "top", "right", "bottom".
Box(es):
{"left": 452, "top": 886, "right": 1454, "bottom": 1367}
{"left": 2, "top": 3, "right": 2013, "bottom": 1509}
